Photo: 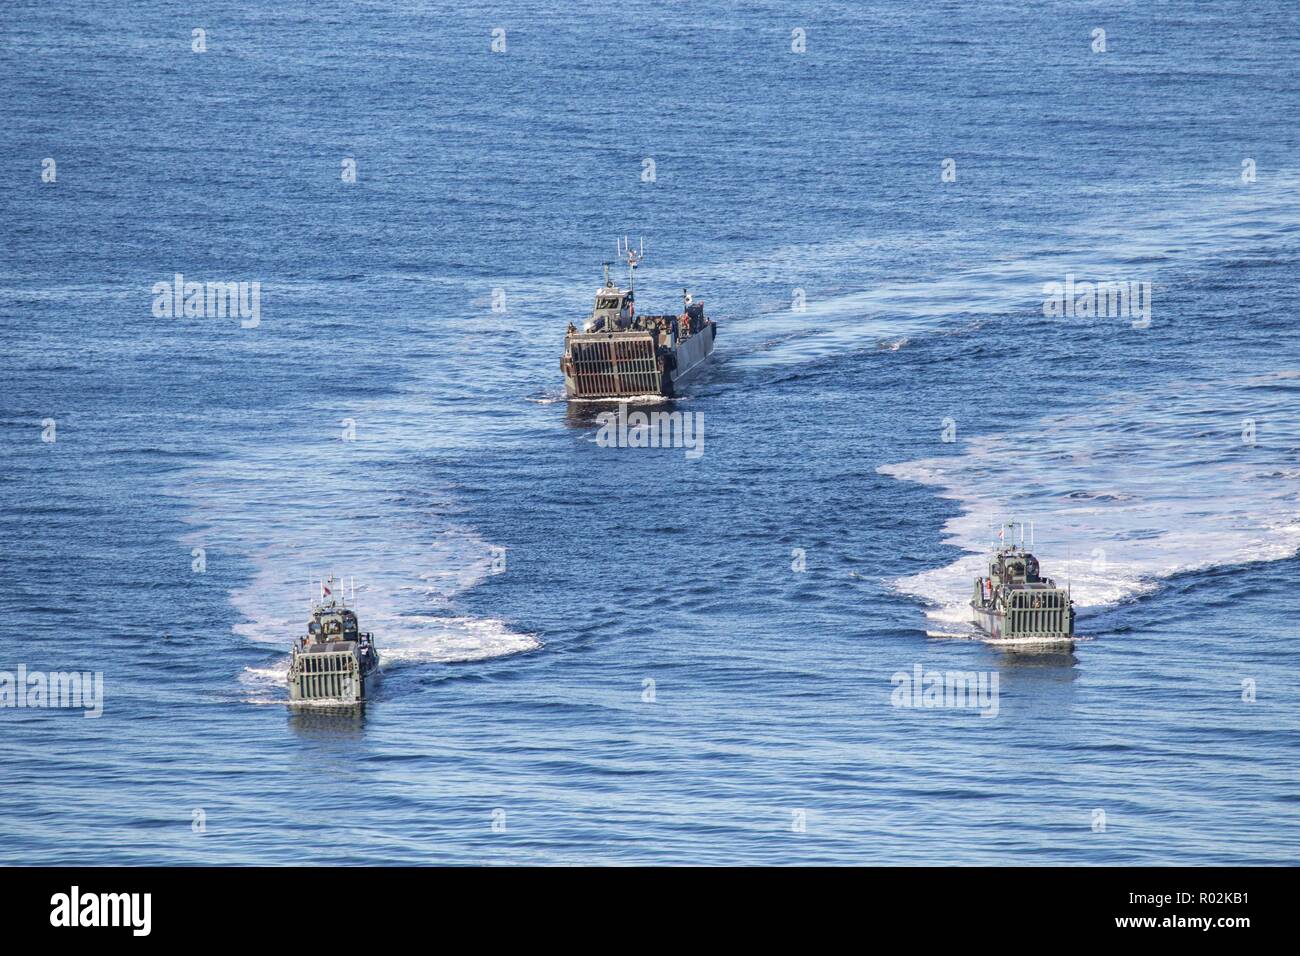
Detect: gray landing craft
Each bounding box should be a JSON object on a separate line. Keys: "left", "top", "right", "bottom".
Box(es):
{"left": 971, "top": 524, "right": 1076, "bottom": 648}
{"left": 561, "top": 238, "right": 716, "bottom": 399}
{"left": 288, "top": 576, "right": 380, "bottom": 704}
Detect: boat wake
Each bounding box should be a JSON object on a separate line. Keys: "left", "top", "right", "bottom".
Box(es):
{"left": 717, "top": 176, "right": 1300, "bottom": 370}
{"left": 882, "top": 370, "right": 1300, "bottom": 626}
{"left": 227, "top": 532, "right": 540, "bottom": 698}
{"left": 171, "top": 387, "right": 542, "bottom": 701}
{"left": 566, "top": 393, "right": 675, "bottom": 405}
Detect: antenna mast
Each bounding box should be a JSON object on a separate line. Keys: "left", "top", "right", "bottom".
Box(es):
{"left": 616, "top": 236, "right": 646, "bottom": 295}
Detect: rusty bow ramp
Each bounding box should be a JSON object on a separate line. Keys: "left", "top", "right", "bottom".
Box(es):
{"left": 562, "top": 330, "right": 665, "bottom": 399}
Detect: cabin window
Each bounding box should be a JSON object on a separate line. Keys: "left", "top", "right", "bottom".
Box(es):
{"left": 596, "top": 297, "right": 622, "bottom": 309}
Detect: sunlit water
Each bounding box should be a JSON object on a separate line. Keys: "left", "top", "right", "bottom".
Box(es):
{"left": 2, "top": 1, "right": 1298, "bottom": 864}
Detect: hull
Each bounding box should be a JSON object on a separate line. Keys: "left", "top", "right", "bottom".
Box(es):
{"left": 562, "top": 323, "right": 715, "bottom": 399}
{"left": 667, "top": 323, "right": 714, "bottom": 391}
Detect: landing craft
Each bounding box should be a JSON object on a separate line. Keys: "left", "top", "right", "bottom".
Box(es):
{"left": 561, "top": 238, "right": 716, "bottom": 399}
{"left": 288, "top": 576, "right": 380, "bottom": 704}
{"left": 971, "top": 523, "right": 1076, "bottom": 648}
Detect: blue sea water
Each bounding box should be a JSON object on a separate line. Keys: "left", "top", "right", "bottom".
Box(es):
{"left": 2, "top": 1, "right": 1299, "bottom": 864}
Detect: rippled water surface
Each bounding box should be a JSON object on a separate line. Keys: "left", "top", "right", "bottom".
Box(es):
{"left": 2, "top": 1, "right": 1299, "bottom": 864}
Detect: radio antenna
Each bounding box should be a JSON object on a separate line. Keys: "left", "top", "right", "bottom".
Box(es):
{"left": 616, "top": 236, "right": 647, "bottom": 294}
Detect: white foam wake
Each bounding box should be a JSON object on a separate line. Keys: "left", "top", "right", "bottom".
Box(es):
{"left": 229, "top": 537, "right": 540, "bottom": 663}
{"left": 881, "top": 371, "right": 1300, "bottom": 623}
{"left": 173, "top": 387, "right": 541, "bottom": 696}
